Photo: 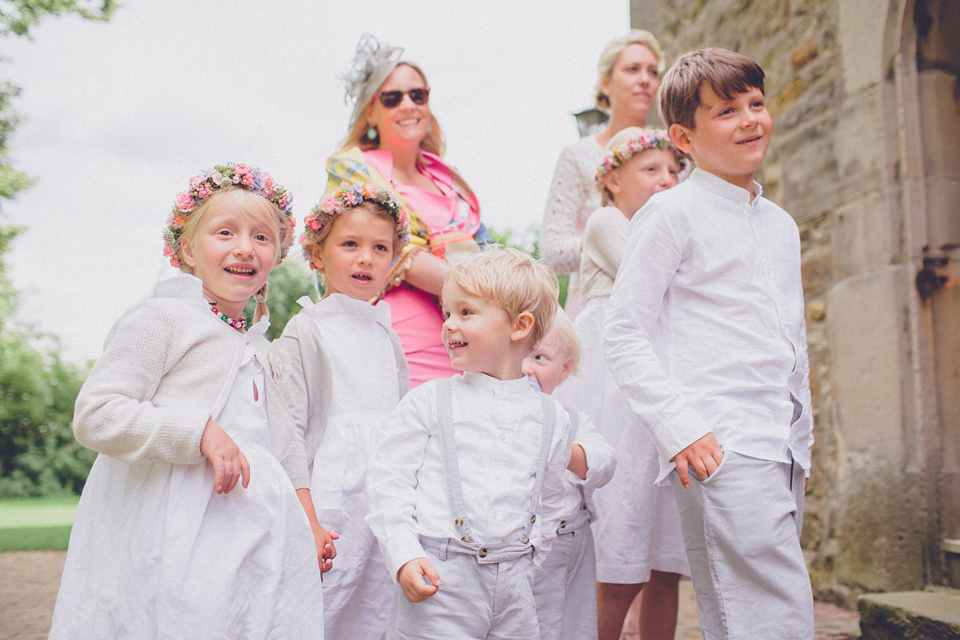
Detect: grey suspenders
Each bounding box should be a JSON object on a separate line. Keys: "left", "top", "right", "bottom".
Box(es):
{"left": 430, "top": 377, "right": 556, "bottom": 561}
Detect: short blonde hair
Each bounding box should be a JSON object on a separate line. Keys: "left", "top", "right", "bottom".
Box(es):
{"left": 178, "top": 188, "right": 284, "bottom": 275}
{"left": 658, "top": 48, "right": 766, "bottom": 130}
{"left": 595, "top": 29, "right": 665, "bottom": 109}
{"left": 446, "top": 248, "right": 559, "bottom": 349}
{"left": 547, "top": 307, "right": 580, "bottom": 374}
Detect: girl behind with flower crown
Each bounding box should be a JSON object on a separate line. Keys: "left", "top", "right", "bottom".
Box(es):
{"left": 49, "top": 164, "right": 326, "bottom": 639}
{"left": 272, "top": 184, "right": 410, "bottom": 640}
{"left": 564, "top": 128, "right": 690, "bottom": 640}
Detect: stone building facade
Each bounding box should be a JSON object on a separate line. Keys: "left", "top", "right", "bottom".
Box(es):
{"left": 630, "top": 0, "right": 959, "bottom": 602}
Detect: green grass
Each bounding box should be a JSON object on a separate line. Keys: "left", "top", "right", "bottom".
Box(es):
{"left": 0, "top": 495, "right": 79, "bottom": 551}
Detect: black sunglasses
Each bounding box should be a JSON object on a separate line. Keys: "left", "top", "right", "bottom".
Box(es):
{"left": 375, "top": 88, "right": 430, "bottom": 109}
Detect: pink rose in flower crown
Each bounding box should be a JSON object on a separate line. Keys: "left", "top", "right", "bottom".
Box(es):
{"left": 175, "top": 192, "right": 196, "bottom": 213}
{"left": 306, "top": 216, "right": 322, "bottom": 232}
{"left": 233, "top": 164, "right": 254, "bottom": 187}
{"left": 193, "top": 182, "right": 213, "bottom": 201}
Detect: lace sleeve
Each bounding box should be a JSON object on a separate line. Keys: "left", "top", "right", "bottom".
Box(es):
{"left": 540, "top": 144, "right": 591, "bottom": 275}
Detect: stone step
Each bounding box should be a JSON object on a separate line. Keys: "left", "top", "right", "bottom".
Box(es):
{"left": 858, "top": 588, "right": 960, "bottom": 639}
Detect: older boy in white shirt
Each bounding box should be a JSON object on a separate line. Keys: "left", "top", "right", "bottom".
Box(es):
{"left": 366, "top": 248, "right": 570, "bottom": 639}
{"left": 603, "top": 48, "right": 815, "bottom": 639}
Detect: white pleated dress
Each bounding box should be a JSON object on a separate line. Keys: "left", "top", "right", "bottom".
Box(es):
{"left": 565, "top": 206, "right": 690, "bottom": 585}
{"left": 302, "top": 295, "right": 403, "bottom": 640}
{"left": 50, "top": 326, "right": 325, "bottom": 639}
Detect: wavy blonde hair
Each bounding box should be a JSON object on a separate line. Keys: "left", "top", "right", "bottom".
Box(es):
{"left": 595, "top": 29, "right": 665, "bottom": 109}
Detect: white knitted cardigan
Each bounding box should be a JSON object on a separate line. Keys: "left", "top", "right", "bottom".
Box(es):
{"left": 73, "top": 275, "right": 309, "bottom": 489}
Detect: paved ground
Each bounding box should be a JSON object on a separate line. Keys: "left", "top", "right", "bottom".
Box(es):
{"left": 0, "top": 551, "right": 861, "bottom": 639}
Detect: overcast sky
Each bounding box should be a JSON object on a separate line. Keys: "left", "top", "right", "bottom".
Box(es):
{"left": 2, "top": 0, "right": 629, "bottom": 362}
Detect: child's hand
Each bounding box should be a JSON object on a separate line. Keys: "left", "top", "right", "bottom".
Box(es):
{"left": 315, "top": 525, "right": 339, "bottom": 574}
{"left": 672, "top": 432, "right": 723, "bottom": 489}
{"left": 200, "top": 418, "right": 250, "bottom": 494}
{"left": 397, "top": 557, "right": 441, "bottom": 602}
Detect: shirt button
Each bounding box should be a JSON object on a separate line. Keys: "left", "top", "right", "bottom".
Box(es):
{"left": 530, "top": 515, "right": 537, "bottom": 523}
{"left": 461, "top": 536, "right": 470, "bottom": 542}
{"left": 478, "top": 548, "right": 488, "bottom": 558}
{"left": 560, "top": 520, "right": 567, "bottom": 528}
{"left": 522, "top": 537, "right": 530, "bottom": 544}
{"left": 454, "top": 518, "right": 463, "bottom": 526}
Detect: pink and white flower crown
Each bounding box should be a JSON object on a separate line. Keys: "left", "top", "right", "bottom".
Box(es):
{"left": 300, "top": 184, "right": 410, "bottom": 269}
{"left": 162, "top": 163, "right": 295, "bottom": 268}
{"left": 594, "top": 129, "right": 687, "bottom": 190}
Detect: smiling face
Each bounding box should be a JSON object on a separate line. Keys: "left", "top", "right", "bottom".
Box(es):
{"left": 521, "top": 331, "right": 572, "bottom": 395}
{"left": 366, "top": 64, "right": 431, "bottom": 152}
{"left": 312, "top": 204, "right": 396, "bottom": 301}
{"left": 441, "top": 279, "right": 529, "bottom": 380}
{"left": 601, "top": 43, "right": 661, "bottom": 123}
{"left": 181, "top": 190, "right": 279, "bottom": 320}
{"left": 604, "top": 147, "right": 682, "bottom": 218}
{"left": 670, "top": 83, "right": 772, "bottom": 193}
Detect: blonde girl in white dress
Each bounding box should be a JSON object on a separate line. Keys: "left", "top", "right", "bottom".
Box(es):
{"left": 569, "top": 129, "right": 690, "bottom": 640}
{"left": 49, "top": 164, "right": 326, "bottom": 639}
{"left": 272, "top": 184, "right": 410, "bottom": 640}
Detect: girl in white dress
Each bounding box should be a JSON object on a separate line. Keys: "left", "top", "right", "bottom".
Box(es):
{"left": 272, "top": 184, "right": 410, "bottom": 640}
{"left": 49, "top": 164, "right": 326, "bottom": 639}
{"left": 570, "top": 129, "right": 690, "bottom": 640}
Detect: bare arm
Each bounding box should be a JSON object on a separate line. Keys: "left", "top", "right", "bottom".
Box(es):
{"left": 402, "top": 250, "right": 450, "bottom": 297}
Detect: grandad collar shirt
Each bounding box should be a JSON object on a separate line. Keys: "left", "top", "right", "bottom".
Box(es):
{"left": 603, "top": 169, "right": 813, "bottom": 483}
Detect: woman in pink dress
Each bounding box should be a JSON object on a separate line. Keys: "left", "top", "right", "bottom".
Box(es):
{"left": 326, "top": 34, "right": 486, "bottom": 387}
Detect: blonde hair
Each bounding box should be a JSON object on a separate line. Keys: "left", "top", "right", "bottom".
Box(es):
{"left": 339, "top": 62, "right": 446, "bottom": 157}
{"left": 446, "top": 248, "right": 559, "bottom": 349}
{"left": 595, "top": 29, "right": 665, "bottom": 109}
{"left": 658, "top": 48, "right": 766, "bottom": 130}
{"left": 178, "top": 188, "right": 284, "bottom": 275}
{"left": 178, "top": 188, "right": 285, "bottom": 322}
{"left": 547, "top": 307, "right": 580, "bottom": 374}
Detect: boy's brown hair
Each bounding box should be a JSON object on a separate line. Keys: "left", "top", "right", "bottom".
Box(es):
{"left": 658, "top": 48, "right": 766, "bottom": 131}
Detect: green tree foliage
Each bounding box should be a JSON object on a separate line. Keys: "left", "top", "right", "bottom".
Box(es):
{"left": 243, "top": 260, "right": 319, "bottom": 341}
{"left": 0, "top": 0, "right": 115, "bottom": 496}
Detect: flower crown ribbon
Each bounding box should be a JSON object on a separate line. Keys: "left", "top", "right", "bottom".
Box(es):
{"left": 162, "top": 163, "right": 295, "bottom": 268}
{"left": 594, "top": 128, "right": 687, "bottom": 191}
{"left": 300, "top": 183, "right": 410, "bottom": 269}
{"left": 342, "top": 33, "right": 404, "bottom": 128}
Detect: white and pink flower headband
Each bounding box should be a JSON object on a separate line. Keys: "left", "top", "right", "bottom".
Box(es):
{"left": 162, "top": 163, "right": 295, "bottom": 268}
{"left": 594, "top": 128, "right": 687, "bottom": 190}
{"left": 300, "top": 184, "right": 409, "bottom": 269}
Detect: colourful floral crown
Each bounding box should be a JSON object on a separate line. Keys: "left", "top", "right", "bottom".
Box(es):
{"left": 162, "top": 163, "right": 295, "bottom": 268}
{"left": 300, "top": 184, "right": 410, "bottom": 269}
{"left": 594, "top": 129, "right": 687, "bottom": 190}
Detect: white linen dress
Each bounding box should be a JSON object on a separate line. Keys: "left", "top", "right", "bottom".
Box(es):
{"left": 49, "top": 283, "right": 324, "bottom": 639}
{"left": 567, "top": 206, "right": 690, "bottom": 585}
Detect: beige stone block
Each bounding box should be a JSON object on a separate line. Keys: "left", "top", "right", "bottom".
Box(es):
{"left": 834, "top": 88, "right": 886, "bottom": 191}
{"left": 918, "top": 69, "right": 960, "bottom": 180}
{"left": 837, "top": 0, "right": 888, "bottom": 95}
{"left": 826, "top": 266, "right": 907, "bottom": 457}
{"left": 925, "top": 176, "right": 960, "bottom": 248}
{"left": 832, "top": 188, "right": 900, "bottom": 279}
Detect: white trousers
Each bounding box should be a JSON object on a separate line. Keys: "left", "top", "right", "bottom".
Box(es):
{"left": 386, "top": 546, "right": 539, "bottom": 640}
{"left": 532, "top": 524, "right": 598, "bottom": 640}
{"left": 670, "top": 450, "right": 813, "bottom": 640}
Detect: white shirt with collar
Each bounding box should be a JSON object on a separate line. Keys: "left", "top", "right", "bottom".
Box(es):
{"left": 365, "top": 372, "right": 571, "bottom": 580}
{"left": 603, "top": 168, "right": 813, "bottom": 484}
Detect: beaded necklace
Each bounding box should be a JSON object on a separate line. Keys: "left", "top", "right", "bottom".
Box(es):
{"left": 210, "top": 305, "right": 246, "bottom": 331}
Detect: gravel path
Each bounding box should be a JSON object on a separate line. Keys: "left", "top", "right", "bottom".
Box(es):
{"left": 0, "top": 551, "right": 860, "bottom": 639}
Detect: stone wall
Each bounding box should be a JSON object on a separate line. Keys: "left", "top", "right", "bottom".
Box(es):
{"left": 630, "top": 0, "right": 957, "bottom": 603}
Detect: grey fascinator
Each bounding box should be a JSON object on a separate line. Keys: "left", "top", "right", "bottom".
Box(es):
{"left": 343, "top": 33, "right": 404, "bottom": 128}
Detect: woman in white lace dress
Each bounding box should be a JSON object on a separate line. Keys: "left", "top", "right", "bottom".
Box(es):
{"left": 539, "top": 29, "right": 664, "bottom": 316}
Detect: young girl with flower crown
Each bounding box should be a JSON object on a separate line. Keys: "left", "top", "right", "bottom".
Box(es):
{"left": 272, "top": 183, "right": 410, "bottom": 640}
{"left": 563, "top": 128, "right": 691, "bottom": 640}
{"left": 49, "top": 163, "right": 326, "bottom": 639}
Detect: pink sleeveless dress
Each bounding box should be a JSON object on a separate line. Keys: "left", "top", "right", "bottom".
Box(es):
{"left": 363, "top": 150, "right": 482, "bottom": 387}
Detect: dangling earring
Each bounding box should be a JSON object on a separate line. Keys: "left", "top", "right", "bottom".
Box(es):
{"left": 366, "top": 126, "right": 377, "bottom": 140}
